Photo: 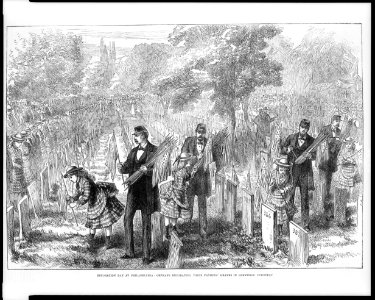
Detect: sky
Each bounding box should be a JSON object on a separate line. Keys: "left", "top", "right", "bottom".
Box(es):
{"left": 6, "top": 23, "right": 362, "bottom": 61}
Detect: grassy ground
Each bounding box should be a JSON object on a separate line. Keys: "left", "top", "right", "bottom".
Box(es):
{"left": 8, "top": 193, "right": 361, "bottom": 269}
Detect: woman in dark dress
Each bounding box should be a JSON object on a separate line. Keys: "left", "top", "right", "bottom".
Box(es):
{"left": 64, "top": 166, "right": 125, "bottom": 250}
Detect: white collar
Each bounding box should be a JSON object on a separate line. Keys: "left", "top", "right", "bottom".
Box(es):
{"left": 139, "top": 141, "right": 148, "bottom": 149}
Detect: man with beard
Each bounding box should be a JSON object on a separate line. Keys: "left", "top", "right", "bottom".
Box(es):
{"left": 117, "top": 125, "right": 159, "bottom": 264}
{"left": 281, "top": 119, "right": 316, "bottom": 231}
{"left": 181, "top": 123, "right": 211, "bottom": 239}
{"left": 318, "top": 115, "right": 342, "bottom": 222}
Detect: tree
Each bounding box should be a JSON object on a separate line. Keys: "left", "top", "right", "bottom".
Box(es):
{"left": 167, "top": 25, "right": 284, "bottom": 153}
{"left": 7, "top": 30, "right": 88, "bottom": 122}
{"left": 116, "top": 43, "right": 172, "bottom": 94}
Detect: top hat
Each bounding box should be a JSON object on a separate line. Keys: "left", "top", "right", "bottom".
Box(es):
{"left": 63, "top": 166, "right": 84, "bottom": 178}
{"left": 275, "top": 155, "right": 292, "bottom": 168}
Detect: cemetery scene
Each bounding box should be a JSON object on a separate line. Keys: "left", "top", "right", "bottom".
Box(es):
{"left": 5, "top": 24, "right": 364, "bottom": 269}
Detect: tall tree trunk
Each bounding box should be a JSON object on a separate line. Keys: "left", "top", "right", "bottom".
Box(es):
{"left": 229, "top": 106, "right": 236, "bottom": 164}
{"left": 243, "top": 100, "right": 252, "bottom": 129}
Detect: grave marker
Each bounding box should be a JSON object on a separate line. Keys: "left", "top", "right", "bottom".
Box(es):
{"left": 165, "top": 231, "right": 183, "bottom": 269}
{"left": 27, "top": 181, "right": 42, "bottom": 215}
{"left": 242, "top": 188, "right": 255, "bottom": 237}
{"left": 40, "top": 166, "right": 50, "bottom": 202}
{"left": 7, "top": 206, "right": 15, "bottom": 254}
{"left": 261, "top": 203, "right": 277, "bottom": 253}
{"left": 224, "top": 179, "right": 237, "bottom": 223}
{"left": 18, "top": 195, "right": 32, "bottom": 240}
{"left": 215, "top": 173, "right": 226, "bottom": 213}
{"left": 289, "top": 221, "right": 309, "bottom": 266}
{"left": 151, "top": 212, "right": 164, "bottom": 249}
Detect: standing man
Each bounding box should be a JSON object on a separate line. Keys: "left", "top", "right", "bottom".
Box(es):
{"left": 281, "top": 119, "right": 316, "bottom": 231}
{"left": 118, "top": 125, "right": 159, "bottom": 265}
{"left": 181, "top": 123, "right": 211, "bottom": 239}
{"left": 318, "top": 115, "right": 342, "bottom": 221}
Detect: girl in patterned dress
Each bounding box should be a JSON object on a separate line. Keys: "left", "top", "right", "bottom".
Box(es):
{"left": 160, "top": 153, "right": 197, "bottom": 239}
{"left": 269, "top": 156, "right": 294, "bottom": 236}
{"left": 64, "top": 166, "right": 125, "bottom": 250}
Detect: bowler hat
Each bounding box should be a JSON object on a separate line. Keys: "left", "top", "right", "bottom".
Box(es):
{"left": 63, "top": 166, "right": 84, "bottom": 178}
{"left": 275, "top": 155, "right": 292, "bottom": 168}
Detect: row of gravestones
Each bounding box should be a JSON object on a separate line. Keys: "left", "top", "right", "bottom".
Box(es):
{"left": 215, "top": 172, "right": 309, "bottom": 267}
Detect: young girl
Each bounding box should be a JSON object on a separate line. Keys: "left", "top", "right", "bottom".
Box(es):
{"left": 160, "top": 153, "right": 197, "bottom": 239}
{"left": 64, "top": 166, "right": 125, "bottom": 250}
{"left": 269, "top": 156, "right": 294, "bottom": 236}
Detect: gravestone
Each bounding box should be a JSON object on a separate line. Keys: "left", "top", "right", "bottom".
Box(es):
{"left": 151, "top": 212, "right": 164, "bottom": 249}
{"left": 7, "top": 206, "right": 15, "bottom": 254}
{"left": 215, "top": 173, "right": 226, "bottom": 213}
{"left": 224, "top": 179, "right": 237, "bottom": 223}
{"left": 165, "top": 231, "right": 184, "bottom": 269}
{"left": 27, "top": 181, "right": 42, "bottom": 215}
{"left": 242, "top": 188, "right": 255, "bottom": 237}
{"left": 18, "top": 195, "right": 32, "bottom": 240}
{"left": 40, "top": 166, "right": 50, "bottom": 202}
{"left": 334, "top": 187, "right": 349, "bottom": 226}
{"left": 289, "top": 221, "right": 309, "bottom": 266}
{"left": 261, "top": 203, "right": 278, "bottom": 253}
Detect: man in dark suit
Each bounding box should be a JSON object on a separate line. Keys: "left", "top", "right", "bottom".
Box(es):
{"left": 318, "top": 115, "right": 342, "bottom": 221}
{"left": 281, "top": 119, "right": 316, "bottom": 231}
{"left": 118, "top": 125, "right": 159, "bottom": 264}
{"left": 181, "top": 123, "right": 211, "bottom": 239}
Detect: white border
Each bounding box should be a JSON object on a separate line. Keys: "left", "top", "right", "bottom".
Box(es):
{"left": 3, "top": 1, "right": 371, "bottom": 298}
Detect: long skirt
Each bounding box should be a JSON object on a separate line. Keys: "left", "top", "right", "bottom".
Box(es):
{"left": 85, "top": 196, "right": 125, "bottom": 229}
{"left": 160, "top": 198, "right": 191, "bottom": 220}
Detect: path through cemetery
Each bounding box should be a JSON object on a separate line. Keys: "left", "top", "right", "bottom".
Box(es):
{"left": 8, "top": 116, "right": 362, "bottom": 270}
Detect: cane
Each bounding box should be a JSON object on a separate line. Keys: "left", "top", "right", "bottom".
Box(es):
{"left": 61, "top": 172, "right": 78, "bottom": 226}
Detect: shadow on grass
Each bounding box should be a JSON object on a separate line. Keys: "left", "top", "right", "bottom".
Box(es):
{"left": 26, "top": 230, "right": 82, "bottom": 244}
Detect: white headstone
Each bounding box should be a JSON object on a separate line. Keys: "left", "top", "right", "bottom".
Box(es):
{"left": 289, "top": 221, "right": 309, "bottom": 266}
{"left": 40, "top": 166, "right": 50, "bottom": 202}
{"left": 18, "top": 196, "right": 32, "bottom": 240}
{"left": 261, "top": 203, "right": 277, "bottom": 253}
{"left": 242, "top": 188, "right": 254, "bottom": 237}
{"left": 224, "top": 178, "right": 237, "bottom": 223}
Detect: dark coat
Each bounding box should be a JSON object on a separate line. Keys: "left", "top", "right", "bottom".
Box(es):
{"left": 281, "top": 132, "right": 316, "bottom": 190}
{"left": 181, "top": 136, "right": 211, "bottom": 196}
{"left": 318, "top": 125, "right": 342, "bottom": 172}
{"left": 119, "top": 142, "right": 159, "bottom": 214}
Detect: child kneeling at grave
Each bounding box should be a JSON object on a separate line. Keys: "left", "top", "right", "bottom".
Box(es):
{"left": 64, "top": 166, "right": 125, "bottom": 251}
{"left": 269, "top": 155, "right": 295, "bottom": 236}
{"left": 160, "top": 153, "right": 197, "bottom": 239}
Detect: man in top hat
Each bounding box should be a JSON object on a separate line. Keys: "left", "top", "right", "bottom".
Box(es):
{"left": 180, "top": 123, "right": 212, "bottom": 239}
{"left": 318, "top": 115, "right": 343, "bottom": 221}
{"left": 117, "top": 125, "right": 159, "bottom": 264}
{"left": 281, "top": 119, "right": 316, "bottom": 231}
